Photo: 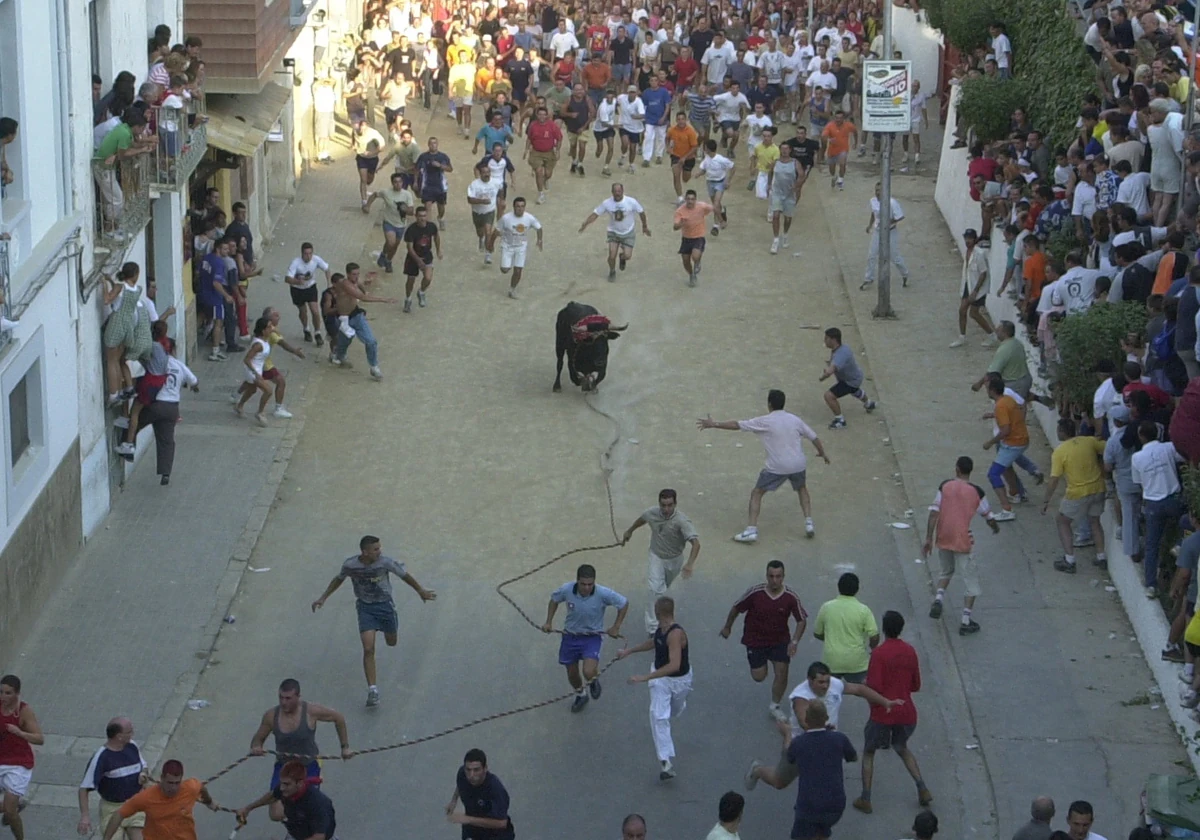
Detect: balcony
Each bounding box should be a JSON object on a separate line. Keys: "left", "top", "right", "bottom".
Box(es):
{"left": 0, "top": 239, "right": 11, "bottom": 354}
{"left": 91, "top": 152, "right": 153, "bottom": 272}
{"left": 147, "top": 98, "right": 209, "bottom": 193}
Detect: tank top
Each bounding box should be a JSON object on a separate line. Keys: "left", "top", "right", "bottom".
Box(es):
{"left": 273, "top": 702, "right": 319, "bottom": 759}
{"left": 247, "top": 337, "right": 270, "bottom": 375}
{"left": 653, "top": 624, "right": 690, "bottom": 677}
{"left": 0, "top": 702, "right": 34, "bottom": 768}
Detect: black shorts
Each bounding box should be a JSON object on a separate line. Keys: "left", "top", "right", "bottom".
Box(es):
{"left": 356, "top": 154, "right": 379, "bottom": 174}
{"left": 1188, "top": 641, "right": 1200, "bottom": 658}
{"left": 678, "top": 236, "right": 706, "bottom": 254}
{"left": 513, "top": 86, "right": 528, "bottom": 103}
{"left": 421, "top": 189, "right": 448, "bottom": 205}
{"left": 594, "top": 128, "right": 615, "bottom": 140}
{"left": 746, "top": 642, "right": 790, "bottom": 669}
{"left": 828, "top": 380, "right": 861, "bottom": 398}
{"left": 290, "top": 285, "right": 318, "bottom": 306}
{"left": 863, "top": 720, "right": 916, "bottom": 751}
{"left": 962, "top": 286, "right": 986, "bottom": 307}
{"left": 792, "top": 811, "right": 843, "bottom": 840}
{"left": 671, "top": 155, "right": 696, "bottom": 171}
{"left": 404, "top": 254, "right": 432, "bottom": 276}
{"left": 620, "top": 128, "right": 643, "bottom": 142}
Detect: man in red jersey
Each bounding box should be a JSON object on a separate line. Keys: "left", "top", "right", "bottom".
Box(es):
{"left": 852, "top": 611, "right": 932, "bottom": 815}
{"left": 720, "top": 561, "right": 807, "bottom": 723}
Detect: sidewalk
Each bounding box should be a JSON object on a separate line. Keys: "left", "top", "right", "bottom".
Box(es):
{"left": 811, "top": 162, "right": 1187, "bottom": 834}
{"left": 11, "top": 153, "right": 372, "bottom": 835}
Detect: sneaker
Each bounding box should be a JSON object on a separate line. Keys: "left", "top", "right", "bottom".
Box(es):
{"left": 733, "top": 528, "right": 759, "bottom": 543}
{"left": 1184, "top": 690, "right": 1200, "bottom": 708}
{"left": 711, "top": 225, "right": 720, "bottom": 236}
{"left": 619, "top": 255, "right": 627, "bottom": 271}
{"left": 659, "top": 760, "right": 676, "bottom": 781}
{"left": 578, "top": 165, "right": 586, "bottom": 176}
{"left": 590, "top": 678, "right": 602, "bottom": 699}
{"left": 314, "top": 333, "right": 324, "bottom": 347}
{"left": 1073, "top": 536, "right": 1095, "bottom": 548}
{"left": 1093, "top": 556, "right": 1108, "bottom": 570}
{"left": 744, "top": 759, "right": 763, "bottom": 791}
{"left": 949, "top": 337, "right": 966, "bottom": 348}
{"left": 303, "top": 329, "right": 313, "bottom": 343}
{"left": 1034, "top": 472, "right": 1046, "bottom": 486}
{"left": 272, "top": 406, "right": 294, "bottom": 419}
{"left": 208, "top": 350, "right": 228, "bottom": 361}
{"left": 438, "top": 219, "right": 446, "bottom": 231}
{"left": 853, "top": 798, "right": 873, "bottom": 814}
{"left": 366, "top": 686, "right": 380, "bottom": 707}
{"left": 770, "top": 237, "right": 780, "bottom": 254}
{"left": 403, "top": 299, "right": 412, "bottom": 313}
{"left": 677, "top": 196, "right": 685, "bottom": 206}
{"left": 1147, "top": 585, "right": 1159, "bottom": 599}
{"left": 993, "top": 509, "right": 1016, "bottom": 522}
{"left": 929, "top": 599, "right": 943, "bottom": 619}
{"left": 255, "top": 413, "right": 269, "bottom": 427}
{"left": 602, "top": 165, "right": 612, "bottom": 175}
{"left": 618, "top": 156, "right": 626, "bottom": 167}
{"left": 1015, "top": 492, "right": 1029, "bottom": 504}
{"left": 537, "top": 191, "right": 546, "bottom": 204}
{"left": 1181, "top": 669, "right": 1195, "bottom": 684}
{"left": 160, "top": 474, "right": 170, "bottom": 485}
{"left": 656, "top": 156, "right": 663, "bottom": 165}
{"left": 981, "top": 335, "right": 997, "bottom": 348}
{"left": 484, "top": 253, "right": 493, "bottom": 264}
{"left": 1163, "top": 645, "right": 1185, "bottom": 663}
{"left": 370, "top": 366, "right": 383, "bottom": 380}
{"left": 1053, "top": 558, "right": 1077, "bottom": 574}
{"left": 864, "top": 400, "right": 877, "bottom": 412}
{"left": 837, "top": 177, "right": 845, "bottom": 190}
{"left": 571, "top": 693, "right": 589, "bottom": 713}
{"left": 570, "top": 162, "right": 578, "bottom": 173}
{"left": 641, "top": 159, "right": 651, "bottom": 168}
{"left": 113, "top": 416, "right": 130, "bottom": 429}
{"left": 508, "top": 289, "right": 519, "bottom": 299}
{"left": 608, "top": 269, "right": 617, "bottom": 282}
{"left": 829, "top": 417, "right": 847, "bottom": 429}
{"left": 418, "top": 290, "right": 427, "bottom": 307}
{"left": 628, "top": 164, "right": 635, "bottom": 174}
{"left": 115, "top": 442, "right": 134, "bottom": 456}
{"left": 769, "top": 703, "right": 787, "bottom": 723}
{"left": 959, "top": 620, "right": 981, "bottom": 635}
{"left": 805, "top": 519, "right": 815, "bottom": 538}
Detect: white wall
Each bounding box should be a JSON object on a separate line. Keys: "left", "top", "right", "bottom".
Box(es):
{"left": 892, "top": 7, "right": 942, "bottom": 104}
{"left": 935, "top": 89, "right": 975, "bottom": 259}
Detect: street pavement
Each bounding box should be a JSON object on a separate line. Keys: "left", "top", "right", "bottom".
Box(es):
{"left": 9, "top": 110, "right": 1186, "bottom": 840}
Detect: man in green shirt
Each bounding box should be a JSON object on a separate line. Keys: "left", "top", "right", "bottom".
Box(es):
{"left": 384, "top": 128, "right": 422, "bottom": 188}
{"left": 94, "top": 109, "right": 150, "bottom": 231}
{"left": 366, "top": 172, "right": 416, "bottom": 273}
{"left": 812, "top": 572, "right": 879, "bottom": 682}
{"left": 971, "top": 321, "right": 1031, "bottom": 398}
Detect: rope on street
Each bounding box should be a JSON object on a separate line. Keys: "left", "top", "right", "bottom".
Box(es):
{"left": 203, "top": 392, "right": 628, "bottom": 828}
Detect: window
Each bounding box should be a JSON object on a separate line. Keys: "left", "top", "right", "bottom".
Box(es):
{"left": 3, "top": 328, "right": 47, "bottom": 517}
{"left": 8, "top": 372, "right": 27, "bottom": 467}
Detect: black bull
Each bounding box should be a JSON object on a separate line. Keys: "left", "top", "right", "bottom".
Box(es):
{"left": 553, "top": 302, "right": 629, "bottom": 392}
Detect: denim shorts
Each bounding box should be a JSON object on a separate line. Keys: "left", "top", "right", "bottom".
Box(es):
{"left": 356, "top": 599, "right": 398, "bottom": 634}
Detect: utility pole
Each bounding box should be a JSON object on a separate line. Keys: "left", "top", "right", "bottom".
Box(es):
{"left": 873, "top": 0, "right": 896, "bottom": 319}
{"left": 1189, "top": 4, "right": 1200, "bottom": 134}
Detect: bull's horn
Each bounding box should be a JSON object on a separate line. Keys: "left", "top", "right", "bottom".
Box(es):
{"left": 611, "top": 323, "right": 629, "bottom": 331}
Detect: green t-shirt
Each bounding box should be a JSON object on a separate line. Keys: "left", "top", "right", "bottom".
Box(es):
{"left": 95, "top": 123, "right": 134, "bottom": 164}
{"left": 545, "top": 85, "right": 572, "bottom": 116}
{"left": 987, "top": 337, "right": 1029, "bottom": 382}
{"left": 813, "top": 595, "right": 878, "bottom": 674}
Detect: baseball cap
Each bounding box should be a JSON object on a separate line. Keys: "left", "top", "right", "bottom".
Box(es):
{"left": 627, "top": 84, "right": 638, "bottom": 91}
{"left": 1109, "top": 405, "right": 1132, "bottom": 423}
{"left": 963, "top": 228, "right": 978, "bottom": 240}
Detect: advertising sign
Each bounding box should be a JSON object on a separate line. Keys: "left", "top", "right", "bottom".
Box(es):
{"left": 862, "top": 61, "right": 912, "bottom": 133}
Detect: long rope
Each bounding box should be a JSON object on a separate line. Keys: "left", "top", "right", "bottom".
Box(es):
{"left": 204, "top": 392, "right": 626, "bottom": 831}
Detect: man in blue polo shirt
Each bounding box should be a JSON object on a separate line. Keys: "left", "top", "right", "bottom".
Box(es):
{"left": 640, "top": 74, "right": 673, "bottom": 166}
{"left": 198, "top": 238, "right": 235, "bottom": 361}
{"left": 77, "top": 717, "right": 148, "bottom": 839}
{"left": 542, "top": 563, "right": 630, "bottom": 712}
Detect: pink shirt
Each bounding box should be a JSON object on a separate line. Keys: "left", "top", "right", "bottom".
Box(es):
{"left": 737, "top": 410, "right": 818, "bottom": 474}
{"left": 930, "top": 479, "right": 991, "bottom": 553}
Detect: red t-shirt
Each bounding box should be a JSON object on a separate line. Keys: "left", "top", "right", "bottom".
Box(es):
{"left": 586, "top": 25, "right": 610, "bottom": 53}
{"left": 1123, "top": 381, "right": 1172, "bottom": 411}
{"left": 673, "top": 57, "right": 699, "bottom": 87}
{"left": 733, "top": 585, "right": 806, "bottom": 648}
{"left": 865, "top": 638, "right": 920, "bottom": 725}
{"left": 527, "top": 119, "right": 563, "bottom": 152}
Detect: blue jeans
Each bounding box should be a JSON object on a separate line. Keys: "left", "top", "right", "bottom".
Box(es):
{"left": 1144, "top": 493, "right": 1183, "bottom": 588}
{"left": 333, "top": 311, "right": 379, "bottom": 367}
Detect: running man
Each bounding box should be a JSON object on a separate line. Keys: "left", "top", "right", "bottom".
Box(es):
{"left": 922, "top": 457, "right": 1000, "bottom": 635}
{"left": 819, "top": 327, "right": 876, "bottom": 429}
{"left": 102, "top": 760, "right": 217, "bottom": 840}
{"left": 329, "top": 264, "right": 398, "bottom": 381}
{"left": 578, "top": 182, "right": 651, "bottom": 281}
{"left": 0, "top": 676, "right": 41, "bottom": 840}
{"left": 366, "top": 171, "right": 416, "bottom": 274}
{"left": 821, "top": 109, "right": 857, "bottom": 190}
{"left": 445, "top": 749, "right": 514, "bottom": 840}
{"left": 617, "top": 85, "right": 646, "bottom": 173}
{"left": 698, "top": 139, "right": 735, "bottom": 236}
{"left": 852, "top": 610, "right": 933, "bottom": 815}
{"left": 248, "top": 679, "right": 352, "bottom": 823}
{"left": 562, "top": 84, "right": 596, "bottom": 175}
{"left": 467, "top": 164, "right": 503, "bottom": 264}
{"left": 310, "top": 535, "right": 437, "bottom": 707}
{"left": 235, "top": 759, "right": 338, "bottom": 840}
{"left": 415, "top": 137, "right": 453, "bottom": 230}
{"left": 495, "top": 197, "right": 543, "bottom": 298}
{"left": 617, "top": 597, "right": 692, "bottom": 782}
{"left": 525, "top": 105, "right": 563, "bottom": 204}
{"left": 593, "top": 88, "right": 619, "bottom": 175}
{"left": 713, "top": 81, "right": 749, "bottom": 159}
{"left": 719, "top": 561, "right": 807, "bottom": 723}
{"left": 768, "top": 142, "right": 801, "bottom": 255}
{"left": 402, "top": 205, "right": 442, "bottom": 312}
{"left": 352, "top": 121, "right": 387, "bottom": 212}
{"left": 542, "top": 563, "right": 630, "bottom": 713}
{"left": 666, "top": 111, "right": 700, "bottom": 204}
{"left": 861, "top": 181, "right": 911, "bottom": 289}
{"left": 622, "top": 489, "right": 701, "bottom": 635}
{"left": 697, "top": 389, "right": 830, "bottom": 542}
{"left": 77, "top": 718, "right": 147, "bottom": 840}
{"left": 284, "top": 243, "right": 330, "bottom": 346}
{"left": 672, "top": 189, "right": 712, "bottom": 287}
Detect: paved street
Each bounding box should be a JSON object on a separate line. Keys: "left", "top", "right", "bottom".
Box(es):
{"left": 12, "top": 112, "right": 1186, "bottom": 840}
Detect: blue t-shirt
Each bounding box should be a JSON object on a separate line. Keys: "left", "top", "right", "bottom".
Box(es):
{"left": 476, "top": 124, "right": 515, "bottom": 151}
{"left": 198, "top": 252, "right": 227, "bottom": 306}
{"left": 416, "top": 151, "right": 452, "bottom": 195}
{"left": 786, "top": 729, "right": 856, "bottom": 817}
{"left": 455, "top": 768, "right": 514, "bottom": 840}
{"left": 81, "top": 743, "right": 145, "bottom": 804}
{"left": 551, "top": 581, "right": 628, "bottom": 634}
{"left": 642, "top": 87, "right": 672, "bottom": 125}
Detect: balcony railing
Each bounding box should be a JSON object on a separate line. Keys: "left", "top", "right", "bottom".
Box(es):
{"left": 0, "top": 239, "right": 11, "bottom": 354}
{"left": 91, "top": 151, "right": 153, "bottom": 263}
{"left": 147, "top": 97, "right": 208, "bottom": 192}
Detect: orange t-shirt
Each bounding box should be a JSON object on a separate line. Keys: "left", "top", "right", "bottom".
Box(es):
{"left": 474, "top": 68, "right": 496, "bottom": 95}
{"left": 1152, "top": 251, "right": 1178, "bottom": 297}
{"left": 582, "top": 61, "right": 611, "bottom": 90}
{"left": 666, "top": 124, "right": 699, "bottom": 159}
{"left": 119, "top": 779, "right": 203, "bottom": 840}
{"left": 674, "top": 201, "right": 713, "bottom": 238}
{"left": 1022, "top": 251, "right": 1046, "bottom": 300}
{"left": 821, "top": 120, "right": 856, "bottom": 157}
{"left": 994, "top": 395, "right": 1029, "bottom": 447}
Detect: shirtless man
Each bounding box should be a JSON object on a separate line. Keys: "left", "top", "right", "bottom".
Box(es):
{"left": 248, "top": 679, "right": 353, "bottom": 823}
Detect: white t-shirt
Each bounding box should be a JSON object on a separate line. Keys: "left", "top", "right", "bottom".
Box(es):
{"left": 700, "top": 153, "right": 735, "bottom": 182}
{"left": 618, "top": 96, "right": 646, "bottom": 132}
{"left": 870, "top": 196, "right": 904, "bottom": 228}
{"left": 467, "top": 178, "right": 503, "bottom": 214}
{"left": 1093, "top": 378, "right": 1123, "bottom": 422}
{"left": 744, "top": 113, "right": 773, "bottom": 145}
{"left": 910, "top": 91, "right": 930, "bottom": 122}
{"left": 594, "top": 195, "right": 644, "bottom": 235}
{"left": 706, "top": 826, "right": 741, "bottom": 840}
{"left": 314, "top": 82, "right": 337, "bottom": 113}
{"left": 713, "top": 91, "right": 749, "bottom": 123}
{"left": 736, "top": 410, "right": 818, "bottom": 474}
{"left": 788, "top": 676, "right": 846, "bottom": 736}
{"left": 157, "top": 357, "right": 198, "bottom": 403}
{"left": 781, "top": 51, "right": 805, "bottom": 86}
{"left": 286, "top": 255, "right": 330, "bottom": 289}
{"left": 639, "top": 40, "right": 660, "bottom": 61}
{"left": 1116, "top": 171, "right": 1151, "bottom": 219}
{"left": 991, "top": 33, "right": 1011, "bottom": 68}
{"left": 246, "top": 336, "right": 271, "bottom": 376}
{"left": 497, "top": 210, "right": 542, "bottom": 246}
{"left": 1051, "top": 267, "right": 1100, "bottom": 314}
{"left": 759, "top": 49, "right": 785, "bottom": 83}
{"left": 550, "top": 30, "right": 579, "bottom": 58}
{"left": 1072, "top": 181, "right": 1097, "bottom": 221}
{"left": 701, "top": 40, "right": 737, "bottom": 83}
{"left": 807, "top": 69, "right": 837, "bottom": 91}
{"left": 595, "top": 99, "right": 618, "bottom": 129}
{"left": 814, "top": 26, "right": 839, "bottom": 46}
{"left": 93, "top": 116, "right": 121, "bottom": 150}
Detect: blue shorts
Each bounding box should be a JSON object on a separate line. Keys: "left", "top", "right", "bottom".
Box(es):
{"left": 204, "top": 301, "right": 226, "bottom": 321}
{"left": 269, "top": 759, "right": 321, "bottom": 790}
{"left": 706, "top": 179, "right": 726, "bottom": 198}
{"left": 558, "top": 633, "right": 602, "bottom": 665}
{"left": 792, "top": 810, "right": 843, "bottom": 840}
{"left": 383, "top": 221, "right": 406, "bottom": 237}
{"left": 356, "top": 599, "right": 398, "bottom": 634}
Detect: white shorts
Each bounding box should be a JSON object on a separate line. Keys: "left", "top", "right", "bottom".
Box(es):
{"left": 453, "top": 95, "right": 475, "bottom": 107}
{"left": 244, "top": 366, "right": 263, "bottom": 384}
{"left": 500, "top": 242, "right": 528, "bottom": 269}
{"left": 0, "top": 766, "right": 32, "bottom": 797}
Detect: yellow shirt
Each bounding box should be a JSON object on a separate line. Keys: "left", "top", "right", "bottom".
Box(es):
{"left": 1050, "top": 436, "right": 1106, "bottom": 499}
{"left": 1186, "top": 609, "right": 1200, "bottom": 647}
{"left": 813, "top": 595, "right": 878, "bottom": 675}
{"left": 263, "top": 331, "right": 282, "bottom": 371}
{"left": 1171, "top": 76, "right": 1191, "bottom": 104}
{"left": 753, "top": 142, "right": 780, "bottom": 173}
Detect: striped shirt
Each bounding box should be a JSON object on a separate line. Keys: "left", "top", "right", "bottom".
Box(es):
{"left": 688, "top": 93, "right": 715, "bottom": 125}
{"left": 80, "top": 743, "right": 146, "bottom": 804}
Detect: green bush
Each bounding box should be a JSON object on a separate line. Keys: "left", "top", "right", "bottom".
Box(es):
{"left": 1043, "top": 228, "right": 1079, "bottom": 264}
{"left": 1052, "top": 301, "right": 1148, "bottom": 409}
{"left": 938, "top": 0, "right": 999, "bottom": 53}
{"left": 958, "top": 76, "right": 1028, "bottom": 143}
{"left": 922, "top": 0, "right": 947, "bottom": 33}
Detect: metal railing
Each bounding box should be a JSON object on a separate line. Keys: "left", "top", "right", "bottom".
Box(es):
{"left": 91, "top": 150, "right": 153, "bottom": 279}
{"left": 0, "top": 239, "right": 12, "bottom": 354}
{"left": 147, "top": 96, "right": 208, "bottom": 192}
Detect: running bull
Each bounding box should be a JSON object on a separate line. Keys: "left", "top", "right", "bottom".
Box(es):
{"left": 553, "top": 302, "right": 628, "bottom": 392}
